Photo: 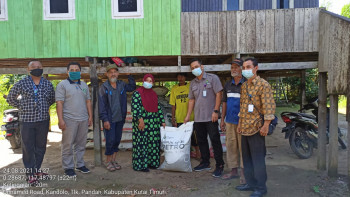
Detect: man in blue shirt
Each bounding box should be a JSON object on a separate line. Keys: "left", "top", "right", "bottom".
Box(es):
{"left": 220, "top": 58, "right": 246, "bottom": 183}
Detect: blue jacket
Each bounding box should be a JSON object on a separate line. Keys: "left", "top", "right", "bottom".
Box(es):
{"left": 98, "top": 75, "right": 136, "bottom": 123}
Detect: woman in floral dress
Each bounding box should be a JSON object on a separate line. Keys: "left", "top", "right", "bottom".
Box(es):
{"left": 131, "top": 74, "right": 165, "bottom": 172}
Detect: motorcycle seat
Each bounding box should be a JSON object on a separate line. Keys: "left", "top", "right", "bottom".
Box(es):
{"left": 4, "top": 109, "right": 19, "bottom": 114}
{"left": 299, "top": 113, "right": 316, "bottom": 119}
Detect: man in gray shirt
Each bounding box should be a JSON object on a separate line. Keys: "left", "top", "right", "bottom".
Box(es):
{"left": 56, "top": 62, "right": 92, "bottom": 176}
{"left": 184, "top": 59, "right": 224, "bottom": 178}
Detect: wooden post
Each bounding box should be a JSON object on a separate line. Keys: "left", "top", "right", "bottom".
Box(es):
{"left": 300, "top": 70, "right": 307, "bottom": 111}
{"left": 347, "top": 63, "right": 350, "bottom": 187}
{"left": 317, "top": 72, "right": 327, "bottom": 170}
{"left": 347, "top": 96, "right": 350, "bottom": 187}
{"left": 328, "top": 94, "right": 338, "bottom": 177}
{"left": 90, "top": 58, "right": 102, "bottom": 166}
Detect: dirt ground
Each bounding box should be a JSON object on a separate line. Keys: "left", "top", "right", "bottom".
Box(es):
{"left": 0, "top": 114, "right": 349, "bottom": 197}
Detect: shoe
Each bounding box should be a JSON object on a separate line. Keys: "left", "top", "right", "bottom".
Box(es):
{"left": 193, "top": 163, "right": 211, "bottom": 172}
{"left": 64, "top": 169, "right": 76, "bottom": 176}
{"left": 235, "top": 184, "right": 255, "bottom": 191}
{"left": 76, "top": 166, "right": 90, "bottom": 174}
{"left": 26, "top": 176, "right": 39, "bottom": 187}
{"left": 250, "top": 190, "right": 267, "bottom": 197}
{"left": 212, "top": 166, "right": 224, "bottom": 178}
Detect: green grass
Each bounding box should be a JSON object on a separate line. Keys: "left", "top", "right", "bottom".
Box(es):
{"left": 338, "top": 96, "right": 347, "bottom": 114}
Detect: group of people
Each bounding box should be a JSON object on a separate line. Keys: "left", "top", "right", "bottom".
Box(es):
{"left": 170, "top": 58, "right": 275, "bottom": 197}
{"left": 7, "top": 57, "right": 275, "bottom": 197}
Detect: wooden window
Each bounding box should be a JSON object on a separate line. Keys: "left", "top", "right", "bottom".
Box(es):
{"left": 43, "top": 0, "right": 75, "bottom": 20}
{"left": 112, "top": 0, "right": 144, "bottom": 19}
{"left": 0, "top": 0, "right": 8, "bottom": 21}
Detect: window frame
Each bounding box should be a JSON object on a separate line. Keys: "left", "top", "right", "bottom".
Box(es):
{"left": 43, "top": 0, "right": 75, "bottom": 20}
{"left": 0, "top": 0, "right": 8, "bottom": 21}
{"left": 111, "top": 0, "right": 144, "bottom": 19}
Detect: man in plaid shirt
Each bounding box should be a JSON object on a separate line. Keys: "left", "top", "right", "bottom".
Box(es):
{"left": 7, "top": 60, "right": 55, "bottom": 186}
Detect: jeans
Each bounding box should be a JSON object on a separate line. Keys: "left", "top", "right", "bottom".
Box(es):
{"left": 104, "top": 121, "right": 125, "bottom": 155}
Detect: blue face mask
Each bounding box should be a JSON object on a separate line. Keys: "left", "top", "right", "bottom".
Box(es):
{"left": 143, "top": 82, "right": 153, "bottom": 89}
{"left": 242, "top": 69, "right": 254, "bottom": 79}
{"left": 192, "top": 67, "right": 202, "bottom": 77}
{"left": 69, "top": 71, "right": 81, "bottom": 81}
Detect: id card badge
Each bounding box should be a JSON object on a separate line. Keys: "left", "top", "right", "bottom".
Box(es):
{"left": 203, "top": 90, "right": 207, "bottom": 97}
{"left": 248, "top": 104, "right": 254, "bottom": 112}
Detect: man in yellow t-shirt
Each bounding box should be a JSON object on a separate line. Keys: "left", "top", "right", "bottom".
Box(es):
{"left": 170, "top": 73, "right": 200, "bottom": 159}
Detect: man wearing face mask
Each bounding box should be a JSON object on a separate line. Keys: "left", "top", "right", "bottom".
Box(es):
{"left": 235, "top": 58, "right": 275, "bottom": 197}
{"left": 7, "top": 60, "right": 55, "bottom": 186}
{"left": 184, "top": 59, "right": 225, "bottom": 178}
{"left": 220, "top": 58, "right": 246, "bottom": 183}
{"left": 56, "top": 62, "right": 92, "bottom": 176}
{"left": 98, "top": 64, "right": 136, "bottom": 172}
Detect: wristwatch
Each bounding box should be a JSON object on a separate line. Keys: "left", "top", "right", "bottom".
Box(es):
{"left": 214, "top": 110, "right": 219, "bottom": 113}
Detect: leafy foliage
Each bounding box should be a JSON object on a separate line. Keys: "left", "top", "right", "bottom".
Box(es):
{"left": 282, "top": 69, "right": 319, "bottom": 103}
{"left": 341, "top": 3, "right": 350, "bottom": 18}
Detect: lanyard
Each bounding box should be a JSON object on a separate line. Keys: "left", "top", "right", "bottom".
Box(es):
{"left": 31, "top": 77, "right": 43, "bottom": 103}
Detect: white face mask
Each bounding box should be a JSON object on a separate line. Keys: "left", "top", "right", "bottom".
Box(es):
{"left": 143, "top": 82, "right": 153, "bottom": 89}
{"left": 192, "top": 67, "right": 202, "bottom": 77}
{"left": 242, "top": 69, "right": 254, "bottom": 79}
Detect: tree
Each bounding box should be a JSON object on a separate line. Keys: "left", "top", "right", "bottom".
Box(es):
{"left": 341, "top": 3, "right": 350, "bottom": 18}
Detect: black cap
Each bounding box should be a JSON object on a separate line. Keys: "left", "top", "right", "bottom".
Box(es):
{"left": 231, "top": 58, "right": 243, "bottom": 66}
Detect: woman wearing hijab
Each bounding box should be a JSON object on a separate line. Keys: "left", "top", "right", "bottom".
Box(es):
{"left": 131, "top": 74, "right": 165, "bottom": 172}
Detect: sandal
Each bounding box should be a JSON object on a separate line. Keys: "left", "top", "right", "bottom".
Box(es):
{"left": 112, "top": 161, "right": 121, "bottom": 170}
{"left": 221, "top": 173, "right": 239, "bottom": 180}
{"left": 106, "top": 162, "right": 116, "bottom": 171}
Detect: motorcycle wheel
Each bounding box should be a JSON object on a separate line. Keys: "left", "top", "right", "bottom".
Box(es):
{"left": 289, "top": 127, "right": 314, "bottom": 159}
{"left": 8, "top": 130, "right": 21, "bottom": 149}
{"left": 338, "top": 136, "right": 347, "bottom": 149}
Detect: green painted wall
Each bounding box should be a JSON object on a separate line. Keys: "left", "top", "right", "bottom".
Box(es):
{"left": 0, "top": 0, "right": 181, "bottom": 58}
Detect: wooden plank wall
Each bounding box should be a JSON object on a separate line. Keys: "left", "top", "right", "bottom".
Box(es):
{"left": 318, "top": 11, "right": 350, "bottom": 95}
{"left": 0, "top": 0, "right": 181, "bottom": 59}
{"left": 181, "top": 0, "right": 222, "bottom": 12}
{"left": 181, "top": 8, "right": 319, "bottom": 55}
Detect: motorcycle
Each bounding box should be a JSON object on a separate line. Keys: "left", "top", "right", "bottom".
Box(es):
{"left": 280, "top": 98, "right": 347, "bottom": 159}
{"left": 1, "top": 108, "right": 21, "bottom": 149}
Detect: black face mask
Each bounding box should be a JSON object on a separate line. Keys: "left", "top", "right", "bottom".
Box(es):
{"left": 30, "top": 69, "right": 43, "bottom": 77}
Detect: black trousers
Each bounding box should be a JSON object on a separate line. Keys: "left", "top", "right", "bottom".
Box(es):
{"left": 194, "top": 122, "right": 224, "bottom": 167}
{"left": 20, "top": 120, "right": 50, "bottom": 176}
{"left": 241, "top": 132, "right": 267, "bottom": 191}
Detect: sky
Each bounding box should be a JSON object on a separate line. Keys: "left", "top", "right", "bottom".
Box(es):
{"left": 319, "top": 0, "right": 350, "bottom": 15}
